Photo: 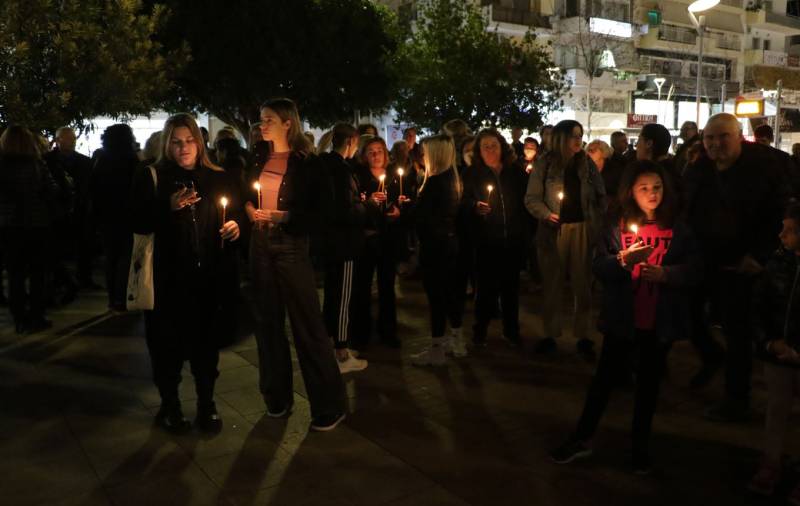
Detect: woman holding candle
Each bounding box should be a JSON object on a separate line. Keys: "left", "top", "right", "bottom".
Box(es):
{"left": 351, "top": 137, "right": 412, "bottom": 350}
{"left": 411, "top": 134, "right": 467, "bottom": 364}
{"left": 525, "top": 120, "right": 606, "bottom": 360}
{"left": 245, "top": 98, "right": 346, "bottom": 432}
{"left": 550, "top": 160, "right": 701, "bottom": 474}
{"left": 463, "top": 129, "right": 529, "bottom": 347}
{"left": 129, "top": 113, "right": 242, "bottom": 434}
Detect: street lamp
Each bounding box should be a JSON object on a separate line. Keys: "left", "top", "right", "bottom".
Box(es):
{"left": 688, "top": 0, "right": 720, "bottom": 126}
{"left": 654, "top": 77, "right": 666, "bottom": 125}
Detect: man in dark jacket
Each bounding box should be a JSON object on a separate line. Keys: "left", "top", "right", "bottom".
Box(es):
{"left": 754, "top": 124, "right": 800, "bottom": 199}
{"left": 684, "top": 113, "right": 790, "bottom": 422}
{"left": 319, "top": 123, "right": 367, "bottom": 373}
{"left": 44, "top": 127, "right": 98, "bottom": 290}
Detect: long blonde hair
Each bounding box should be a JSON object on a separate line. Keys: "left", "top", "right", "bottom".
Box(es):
{"left": 158, "top": 113, "right": 221, "bottom": 171}
{"left": 419, "top": 134, "right": 461, "bottom": 198}
{"left": 260, "top": 98, "right": 313, "bottom": 156}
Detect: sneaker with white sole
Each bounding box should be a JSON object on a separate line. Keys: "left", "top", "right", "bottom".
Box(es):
{"left": 338, "top": 352, "right": 368, "bottom": 373}
{"left": 310, "top": 412, "right": 346, "bottom": 432}
{"left": 550, "top": 440, "right": 592, "bottom": 464}
{"left": 447, "top": 328, "right": 468, "bottom": 358}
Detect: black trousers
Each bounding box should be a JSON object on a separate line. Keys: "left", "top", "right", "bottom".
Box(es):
{"left": 714, "top": 270, "right": 755, "bottom": 403}
{"left": 1, "top": 228, "right": 48, "bottom": 322}
{"left": 688, "top": 287, "right": 724, "bottom": 367}
{"left": 473, "top": 244, "right": 522, "bottom": 340}
{"left": 100, "top": 225, "right": 132, "bottom": 309}
{"left": 250, "top": 226, "right": 345, "bottom": 418}
{"left": 574, "top": 331, "right": 670, "bottom": 458}
{"left": 420, "top": 237, "right": 463, "bottom": 337}
{"left": 75, "top": 204, "right": 96, "bottom": 285}
{"left": 323, "top": 259, "right": 355, "bottom": 350}
{"left": 143, "top": 304, "right": 220, "bottom": 409}
{"left": 350, "top": 234, "right": 397, "bottom": 347}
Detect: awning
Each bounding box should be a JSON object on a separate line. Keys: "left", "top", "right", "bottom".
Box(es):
{"left": 659, "top": 1, "right": 744, "bottom": 32}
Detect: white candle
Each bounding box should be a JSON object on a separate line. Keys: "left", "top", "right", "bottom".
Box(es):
{"left": 220, "top": 197, "right": 228, "bottom": 247}
{"left": 397, "top": 168, "right": 404, "bottom": 196}
{"left": 487, "top": 184, "right": 494, "bottom": 200}
{"left": 253, "top": 182, "right": 261, "bottom": 210}
{"left": 379, "top": 174, "right": 386, "bottom": 193}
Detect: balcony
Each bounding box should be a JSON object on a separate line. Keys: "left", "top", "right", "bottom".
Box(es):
{"left": 746, "top": 1, "right": 800, "bottom": 34}
{"left": 484, "top": 4, "right": 551, "bottom": 31}
{"left": 745, "top": 48, "right": 789, "bottom": 66}
{"left": 658, "top": 24, "right": 697, "bottom": 45}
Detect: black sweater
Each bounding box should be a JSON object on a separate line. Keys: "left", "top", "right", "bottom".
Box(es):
{"left": 414, "top": 169, "right": 461, "bottom": 246}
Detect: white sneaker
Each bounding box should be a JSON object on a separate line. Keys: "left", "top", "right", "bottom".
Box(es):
{"left": 446, "top": 328, "right": 468, "bottom": 358}
{"left": 338, "top": 353, "right": 368, "bottom": 373}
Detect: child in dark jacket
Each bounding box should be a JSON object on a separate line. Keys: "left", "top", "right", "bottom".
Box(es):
{"left": 550, "top": 160, "right": 702, "bottom": 474}
{"left": 748, "top": 203, "right": 800, "bottom": 500}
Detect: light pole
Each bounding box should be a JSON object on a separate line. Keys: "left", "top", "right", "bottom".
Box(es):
{"left": 654, "top": 77, "right": 666, "bottom": 125}
{"left": 688, "top": 0, "right": 720, "bottom": 126}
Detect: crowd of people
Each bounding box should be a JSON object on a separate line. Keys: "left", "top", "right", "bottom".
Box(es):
{"left": 2, "top": 102, "right": 800, "bottom": 495}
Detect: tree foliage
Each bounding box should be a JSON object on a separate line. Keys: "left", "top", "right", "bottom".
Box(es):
{"left": 155, "top": 0, "right": 400, "bottom": 135}
{"left": 393, "top": 0, "right": 567, "bottom": 132}
{"left": 0, "top": 0, "right": 178, "bottom": 133}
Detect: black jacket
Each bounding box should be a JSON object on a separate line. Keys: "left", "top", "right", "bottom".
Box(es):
{"left": 753, "top": 248, "right": 800, "bottom": 368}
{"left": 0, "top": 154, "right": 59, "bottom": 229}
{"left": 414, "top": 168, "right": 461, "bottom": 247}
{"left": 683, "top": 142, "right": 789, "bottom": 269}
{"left": 245, "top": 149, "right": 326, "bottom": 237}
{"left": 353, "top": 164, "right": 415, "bottom": 239}
{"left": 463, "top": 162, "right": 529, "bottom": 251}
{"left": 593, "top": 221, "right": 703, "bottom": 343}
{"left": 91, "top": 150, "right": 140, "bottom": 228}
{"left": 129, "top": 161, "right": 244, "bottom": 312}
{"left": 319, "top": 152, "right": 366, "bottom": 260}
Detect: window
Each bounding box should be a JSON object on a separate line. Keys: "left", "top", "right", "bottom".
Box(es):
{"left": 764, "top": 39, "right": 771, "bottom": 50}
{"left": 602, "top": 97, "right": 627, "bottom": 113}
{"left": 752, "top": 37, "right": 761, "bottom": 50}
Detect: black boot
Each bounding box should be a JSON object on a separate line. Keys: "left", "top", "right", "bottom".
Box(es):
{"left": 195, "top": 401, "right": 223, "bottom": 434}
{"left": 154, "top": 388, "right": 190, "bottom": 434}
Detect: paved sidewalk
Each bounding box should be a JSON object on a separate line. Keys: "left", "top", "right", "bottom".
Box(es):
{"left": 0, "top": 280, "right": 791, "bottom": 506}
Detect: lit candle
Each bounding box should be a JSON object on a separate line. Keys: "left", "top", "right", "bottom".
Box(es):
{"left": 397, "top": 168, "right": 405, "bottom": 197}
{"left": 220, "top": 196, "right": 228, "bottom": 247}
{"left": 379, "top": 174, "right": 386, "bottom": 193}
{"left": 487, "top": 184, "right": 494, "bottom": 201}
{"left": 526, "top": 163, "right": 533, "bottom": 173}
{"left": 629, "top": 223, "right": 639, "bottom": 243}
{"left": 253, "top": 182, "right": 261, "bottom": 210}
{"left": 557, "top": 191, "right": 564, "bottom": 202}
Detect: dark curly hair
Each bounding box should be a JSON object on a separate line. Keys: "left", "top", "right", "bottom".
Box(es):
{"left": 471, "top": 128, "right": 517, "bottom": 170}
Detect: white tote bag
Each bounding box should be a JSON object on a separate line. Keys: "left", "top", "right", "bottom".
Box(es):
{"left": 126, "top": 166, "right": 158, "bottom": 311}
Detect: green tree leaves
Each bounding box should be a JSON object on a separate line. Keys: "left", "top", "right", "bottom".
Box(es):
{"left": 393, "top": 0, "right": 566, "bottom": 131}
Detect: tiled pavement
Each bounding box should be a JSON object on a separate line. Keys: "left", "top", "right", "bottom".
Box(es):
{"left": 0, "top": 277, "right": 795, "bottom": 506}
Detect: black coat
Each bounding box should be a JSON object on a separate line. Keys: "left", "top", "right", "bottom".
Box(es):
{"left": 593, "top": 221, "right": 702, "bottom": 343}
{"left": 753, "top": 248, "right": 800, "bottom": 368}
{"left": 463, "top": 162, "right": 529, "bottom": 252}
{"left": 318, "top": 152, "right": 366, "bottom": 261}
{"left": 683, "top": 142, "right": 790, "bottom": 268}
{"left": 91, "top": 151, "right": 140, "bottom": 229}
{"left": 0, "top": 154, "right": 59, "bottom": 229}
{"left": 129, "top": 161, "right": 244, "bottom": 317}
{"left": 353, "top": 164, "right": 415, "bottom": 259}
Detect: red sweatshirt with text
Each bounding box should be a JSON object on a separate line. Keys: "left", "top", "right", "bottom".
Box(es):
{"left": 620, "top": 222, "right": 674, "bottom": 331}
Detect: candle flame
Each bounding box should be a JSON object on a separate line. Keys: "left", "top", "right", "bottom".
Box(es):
{"left": 379, "top": 174, "right": 386, "bottom": 182}
{"left": 253, "top": 182, "right": 260, "bottom": 191}
{"left": 487, "top": 185, "right": 494, "bottom": 192}
{"left": 220, "top": 197, "right": 228, "bottom": 207}
{"left": 397, "top": 168, "right": 404, "bottom": 176}
{"left": 557, "top": 191, "right": 564, "bottom": 201}
{"left": 630, "top": 224, "right": 638, "bottom": 234}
